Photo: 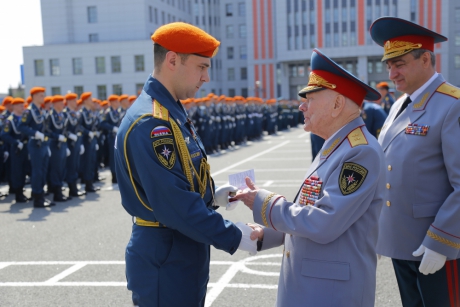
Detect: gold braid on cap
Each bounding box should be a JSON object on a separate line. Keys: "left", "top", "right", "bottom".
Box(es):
{"left": 302, "top": 72, "right": 337, "bottom": 92}
{"left": 382, "top": 40, "right": 422, "bottom": 61}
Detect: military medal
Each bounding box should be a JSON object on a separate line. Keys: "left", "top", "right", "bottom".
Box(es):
{"left": 405, "top": 123, "right": 429, "bottom": 136}
{"left": 299, "top": 176, "right": 323, "bottom": 206}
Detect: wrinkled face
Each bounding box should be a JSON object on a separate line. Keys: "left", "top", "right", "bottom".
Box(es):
{"left": 174, "top": 54, "right": 210, "bottom": 100}
{"left": 298, "top": 89, "right": 334, "bottom": 136}
{"left": 386, "top": 52, "right": 427, "bottom": 95}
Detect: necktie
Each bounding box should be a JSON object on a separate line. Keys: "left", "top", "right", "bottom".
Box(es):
{"left": 393, "top": 96, "right": 412, "bottom": 121}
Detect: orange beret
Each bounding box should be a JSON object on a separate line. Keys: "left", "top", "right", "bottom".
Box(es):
{"left": 2, "top": 96, "right": 13, "bottom": 105}
{"left": 51, "top": 95, "right": 65, "bottom": 103}
{"left": 26, "top": 96, "right": 32, "bottom": 103}
{"left": 0, "top": 105, "right": 4, "bottom": 112}
{"left": 30, "top": 87, "right": 46, "bottom": 95}
{"left": 80, "top": 92, "right": 92, "bottom": 101}
{"left": 93, "top": 99, "right": 101, "bottom": 105}
{"left": 44, "top": 96, "right": 52, "bottom": 104}
{"left": 101, "top": 101, "right": 109, "bottom": 107}
{"left": 128, "top": 95, "right": 137, "bottom": 102}
{"left": 376, "top": 82, "right": 390, "bottom": 89}
{"left": 65, "top": 93, "right": 77, "bottom": 101}
{"left": 77, "top": 99, "right": 83, "bottom": 105}
{"left": 12, "top": 97, "right": 25, "bottom": 105}
{"left": 151, "top": 22, "right": 220, "bottom": 58}
{"left": 217, "top": 95, "right": 226, "bottom": 102}
{"left": 119, "top": 94, "right": 129, "bottom": 101}
{"left": 108, "top": 95, "right": 120, "bottom": 102}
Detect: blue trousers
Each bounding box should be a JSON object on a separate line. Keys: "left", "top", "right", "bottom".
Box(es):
{"left": 9, "top": 144, "right": 28, "bottom": 189}
{"left": 126, "top": 225, "right": 209, "bottom": 307}
{"left": 65, "top": 138, "right": 82, "bottom": 184}
{"left": 48, "top": 140, "right": 67, "bottom": 188}
{"left": 80, "top": 136, "right": 97, "bottom": 181}
{"left": 28, "top": 140, "right": 49, "bottom": 194}
{"left": 107, "top": 134, "right": 116, "bottom": 175}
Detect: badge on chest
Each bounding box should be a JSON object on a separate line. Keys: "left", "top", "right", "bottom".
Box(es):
{"left": 299, "top": 176, "right": 323, "bottom": 206}
{"left": 405, "top": 123, "right": 429, "bottom": 136}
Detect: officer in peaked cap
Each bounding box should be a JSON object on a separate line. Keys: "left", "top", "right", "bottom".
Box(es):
{"left": 370, "top": 17, "right": 460, "bottom": 306}
{"left": 114, "top": 22, "right": 255, "bottom": 307}
{"left": 234, "top": 48, "right": 385, "bottom": 307}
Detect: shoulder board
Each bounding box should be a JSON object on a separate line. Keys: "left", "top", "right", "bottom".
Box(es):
{"left": 7, "top": 115, "right": 13, "bottom": 121}
{"left": 347, "top": 127, "right": 368, "bottom": 148}
{"left": 436, "top": 83, "right": 460, "bottom": 99}
{"left": 153, "top": 99, "right": 169, "bottom": 121}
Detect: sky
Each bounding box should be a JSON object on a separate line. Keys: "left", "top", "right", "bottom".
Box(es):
{"left": 0, "top": 0, "right": 43, "bottom": 94}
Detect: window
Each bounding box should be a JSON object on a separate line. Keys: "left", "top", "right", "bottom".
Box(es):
{"left": 34, "top": 59, "right": 44, "bottom": 76}
{"left": 226, "top": 3, "right": 233, "bottom": 16}
{"left": 376, "top": 61, "right": 383, "bottom": 73}
{"left": 456, "top": 32, "right": 460, "bottom": 46}
{"left": 74, "top": 86, "right": 84, "bottom": 97}
{"left": 111, "top": 56, "right": 121, "bottom": 73}
{"left": 89, "top": 33, "right": 99, "bottom": 42}
{"left": 154, "top": 8, "right": 158, "bottom": 23}
{"left": 325, "top": 33, "right": 332, "bottom": 47}
{"left": 241, "top": 88, "right": 248, "bottom": 97}
{"left": 227, "top": 47, "right": 234, "bottom": 59}
{"left": 72, "top": 58, "right": 83, "bottom": 75}
{"left": 240, "top": 46, "right": 247, "bottom": 59}
{"left": 95, "top": 57, "right": 105, "bottom": 74}
{"left": 136, "top": 83, "right": 144, "bottom": 95}
{"left": 457, "top": 8, "right": 460, "bottom": 23}
{"left": 298, "top": 65, "right": 305, "bottom": 77}
{"left": 346, "top": 62, "right": 353, "bottom": 74}
{"left": 113, "top": 84, "right": 123, "bottom": 95}
{"left": 455, "top": 55, "right": 460, "bottom": 68}
{"left": 368, "top": 61, "right": 373, "bottom": 73}
{"left": 51, "top": 87, "right": 61, "bottom": 95}
{"left": 289, "top": 65, "right": 297, "bottom": 77}
{"left": 350, "top": 31, "right": 356, "bottom": 46}
{"left": 226, "top": 25, "right": 234, "bottom": 38}
{"left": 87, "top": 6, "right": 97, "bottom": 23}
{"left": 241, "top": 67, "right": 247, "bottom": 80}
{"left": 50, "top": 59, "right": 60, "bottom": 76}
{"left": 342, "top": 33, "right": 348, "bottom": 46}
{"left": 239, "top": 24, "right": 246, "bottom": 38}
{"left": 97, "top": 85, "right": 107, "bottom": 100}
{"left": 149, "top": 6, "right": 153, "bottom": 22}
{"left": 238, "top": 2, "right": 245, "bottom": 16}
{"left": 228, "top": 88, "right": 236, "bottom": 96}
{"left": 228, "top": 68, "right": 235, "bottom": 81}
{"left": 135, "top": 55, "right": 145, "bottom": 72}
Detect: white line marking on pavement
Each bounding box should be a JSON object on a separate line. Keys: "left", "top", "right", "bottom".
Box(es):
{"left": 208, "top": 283, "right": 278, "bottom": 289}
{"left": 262, "top": 181, "right": 274, "bottom": 187}
{"left": 0, "top": 263, "right": 12, "bottom": 270}
{"left": 0, "top": 261, "right": 125, "bottom": 265}
{"left": 240, "top": 254, "right": 283, "bottom": 277}
{"left": 44, "top": 263, "right": 87, "bottom": 284}
{"left": 211, "top": 141, "right": 290, "bottom": 177}
{"left": 0, "top": 282, "right": 127, "bottom": 287}
{"left": 297, "top": 133, "right": 308, "bottom": 138}
{"left": 205, "top": 262, "right": 244, "bottom": 307}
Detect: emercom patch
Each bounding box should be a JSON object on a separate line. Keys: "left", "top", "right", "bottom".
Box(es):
{"left": 153, "top": 138, "right": 176, "bottom": 169}
{"left": 339, "top": 162, "right": 368, "bottom": 195}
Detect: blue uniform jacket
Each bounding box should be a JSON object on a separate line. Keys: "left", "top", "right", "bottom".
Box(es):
{"left": 100, "top": 107, "right": 120, "bottom": 133}
{"left": 64, "top": 107, "right": 82, "bottom": 135}
{"left": 18, "top": 103, "right": 48, "bottom": 138}
{"left": 361, "top": 101, "right": 387, "bottom": 138}
{"left": 1, "top": 114, "right": 25, "bottom": 147}
{"left": 115, "top": 76, "right": 241, "bottom": 253}
{"left": 47, "top": 109, "right": 67, "bottom": 140}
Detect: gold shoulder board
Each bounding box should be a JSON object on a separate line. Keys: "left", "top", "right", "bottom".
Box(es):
{"left": 347, "top": 127, "right": 368, "bottom": 148}
{"left": 436, "top": 83, "right": 460, "bottom": 99}
{"left": 153, "top": 99, "right": 169, "bottom": 121}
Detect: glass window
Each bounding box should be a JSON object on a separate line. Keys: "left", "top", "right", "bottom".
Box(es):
{"left": 87, "top": 6, "right": 97, "bottom": 23}
{"left": 350, "top": 31, "right": 356, "bottom": 46}
{"left": 154, "top": 8, "right": 158, "bottom": 23}
{"left": 228, "top": 68, "right": 235, "bottom": 81}
{"left": 227, "top": 47, "right": 234, "bottom": 59}
{"left": 74, "top": 86, "right": 84, "bottom": 97}
{"left": 376, "top": 61, "right": 383, "bottom": 73}
{"left": 455, "top": 55, "right": 460, "bottom": 68}
{"left": 238, "top": 2, "right": 245, "bottom": 16}
{"left": 310, "top": 34, "right": 316, "bottom": 48}
{"left": 456, "top": 32, "right": 460, "bottom": 46}
{"left": 226, "top": 3, "right": 233, "bottom": 16}
{"left": 97, "top": 85, "right": 107, "bottom": 100}
{"left": 34, "top": 59, "right": 44, "bottom": 76}
{"left": 135, "top": 55, "right": 145, "bottom": 72}
{"left": 50, "top": 59, "right": 60, "bottom": 76}
{"left": 350, "top": 6, "right": 356, "bottom": 21}
{"left": 325, "top": 8, "right": 331, "bottom": 22}
{"left": 239, "top": 24, "right": 246, "bottom": 38}
{"left": 289, "top": 65, "right": 297, "bottom": 77}
{"left": 113, "top": 84, "right": 123, "bottom": 95}
{"left": 368, "top": 61, "right": 373, "bottom": 73}
{"left": 228, "top": 88, "right": 236, "bottom": 96}
{"left": 326, "top": 33, "right": 332, "bottom": 47}
{"left": 149, "top": 6, "right": 153, "bottom": 22}
{"left": 95, "top": 57, "right": 105, "bottom": 74}
{"left": 241, "top": 67, "right": 247, "bottom": 80}
{"left": 136, "top": 83, "right": 144, "bottom": 95}
{"left": 72, "top": 58, "right": 83, "bottom": 75}
{"left": 346, "top": 62, "right": 353, "bottom": 74}
{"left": 111, "top": 56, "right": 121, "bottom": 73}
{"left": 298, "top": 65, "right": 305, "bottom": 77}
{"left": 51, "top": 87, "right": 61, "bottom": 95}
{"left": 342, "top": 33, "right": 347, "bottom": 46}
{"left": 226, "top": 25, "right": 234, "bottom": 38}
{"left": 240, "top": 45, "right": 247, "bottom": 59}
{"left": 456, "top": 8, "right": 460, "bottom": 22}
{"left": 89, "top": 33, "right": 99, "bottom": 42}
{"left": 334, "top": 32, "right": 339, "bottom": 46}
{"left": 241, "top": 88, "right": 248, "bottom": 97}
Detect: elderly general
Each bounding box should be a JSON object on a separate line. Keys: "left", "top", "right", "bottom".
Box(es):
{"left": 234, "top": 48, "right": 386, "bottom": 307}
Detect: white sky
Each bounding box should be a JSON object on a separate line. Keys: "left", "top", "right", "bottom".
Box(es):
{"left": 0, "top": 0, "right": 43, "bottom": 94}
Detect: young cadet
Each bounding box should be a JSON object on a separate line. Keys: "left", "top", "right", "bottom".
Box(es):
{"left": 370, "top": 17, "right": 460, "bottom": 306}
{"left": 114, "top": 22, "right": 255, "bottom": 307}
{"left": 99, "top": 95, "right": 120, "bottom": 184}
{"left": 376, "top": 81, "right": 395, "bottom": 114}
{"left": 234, "top": 49, "right": 386, "bottom": 307}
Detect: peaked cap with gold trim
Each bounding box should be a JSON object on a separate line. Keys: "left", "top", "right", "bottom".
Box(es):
{"left": 151, "top": 22, "right": 220, "bottom": 58}
{"left": 370, "top": 17, "right": 447, "bottom": 62}
{"left": 299, "top": 49, "right": 380, "bottom": 106}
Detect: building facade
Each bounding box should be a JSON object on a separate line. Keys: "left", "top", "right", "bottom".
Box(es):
{"left": 23, "top": 0, "right": 458, "bottom": 100}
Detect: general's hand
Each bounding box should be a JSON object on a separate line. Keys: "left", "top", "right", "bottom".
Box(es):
{"left": 412, "top": 244, "right": 447, "bottom": 275}
{"left": 247, "top": 222, "right": 264, "bottom": 241}
{"left": 232, "top": 177, "right": 258, "bottom": 210}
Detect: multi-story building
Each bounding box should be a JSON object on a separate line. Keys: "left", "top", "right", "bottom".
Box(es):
{"left": 23, "top": 0, "right": 458, "bottom": 100}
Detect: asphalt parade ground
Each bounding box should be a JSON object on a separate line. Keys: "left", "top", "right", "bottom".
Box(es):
{"left": 0, "top": 127, "right": 402, "bottom": 306}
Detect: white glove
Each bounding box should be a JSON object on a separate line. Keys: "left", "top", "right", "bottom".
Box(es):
{"left": 95, "top": 131, "right": 101, "bottom": 138}
{"left": 35, "top": 131, "right": 45, "bottom": 141}
{"left": 412, "top": 244, "right": 447, "bottom": 275}
{"left": 68, "top": 133, "right": 78, "bottom": 141}
{"left": 214, "top": 184, "right": 239, "bottom": 210}
{"left": 66, "top": 148, "right": 71, "bottom": 157}
{"left": 17, "top": 142, "right": 24, "bottom": 150}
{"left": 95, "top": 143, "right": 99, "bottom": 151}
{"left": 3, "top": 151, "right": 9, "bottom": 162}
{"left": 88, "top": 131, "right": 94, "bottom": 139}
{"left": 80, "top": 144, "right": 85, "bottom": 155}
{"left": 112, "top": 126, "right": 119, "bottom": 133}
{"left": 58, "top": 134, "right": 66, "bottom": 142}
{"left": 47, "top": 147, "right": 51, "bottom": 157}
{"left": 235, "top": 222, "right": 257, "bottom": 256}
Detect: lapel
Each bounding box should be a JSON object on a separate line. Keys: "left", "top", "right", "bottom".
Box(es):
{"left": 379, "top": 75, "right": 445, "bottom": 151}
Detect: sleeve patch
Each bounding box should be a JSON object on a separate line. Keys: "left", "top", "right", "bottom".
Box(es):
{"left": 151, "top": 125, "right": 172, "bottom": 138}
{"left": 153, "top": 138, "right": 176, "bottom": 169}
{"left": 339, "top": 162, "right": 368, "bottom": 195}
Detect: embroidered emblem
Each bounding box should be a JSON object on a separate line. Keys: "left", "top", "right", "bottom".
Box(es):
{"left": 413, "top": 92, "right": 429, "bottom": 109}
{"left": 150, "top": 126, "right": 172, "bottom": 138}
{"left": 153, "top": 138, "right": 176, "bottom": 169}
{"left": 299, "top": 176, "right": 323, "bottom": 206}
{"left": 339, "top": 162, "right": 368, "bottom": 195}
{"left": 347, "top": 128, "right": 368, "bottom": 147}
{"left": 382, "top": 40, "right": 422, "bottom": 61}
{"left": 405, "top": 123, "right": 429, "bottom": 136}
{"left": 3, "top": 121, "right": 9, "bottom": 133}
{"left": 190, "top": 150, "right": 201, "bottom": 160}
{"left": 21, "top": 113, "right": 27, "bottom": 122}
{"left": 322, "top": 137, "right": 340, "bottom": 156}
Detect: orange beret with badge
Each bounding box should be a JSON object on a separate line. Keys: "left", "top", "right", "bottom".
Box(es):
{"left": 2, "top": 96, "right": 13, "bottom": 106}
{"left": 30, "top": 87, "right": 45, "bottom": 96}
{"left": 11, "top": 97, "right": 25, "bottom": 105}
{"left": 151, "top": 22, "right": 220, "bottom": 58}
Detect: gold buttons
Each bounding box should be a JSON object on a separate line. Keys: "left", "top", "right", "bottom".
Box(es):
{"left": 386, "top": 201, "right": 391, "bottom": 207}
{"left": 286, "top": 251, "right": 290, "bottom": 258}
{"left": 386, "top": 183, "right": 391, "bottom": 189}
{"left": 388, "top": 165, "right": 392, "bottom": 171}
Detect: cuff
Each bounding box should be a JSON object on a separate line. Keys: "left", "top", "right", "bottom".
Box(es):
{"left": 253, "top": 189, "right": 284, "bottom": 230}
{"left": 423, "top": 225, "right": 460, "bottom": 259}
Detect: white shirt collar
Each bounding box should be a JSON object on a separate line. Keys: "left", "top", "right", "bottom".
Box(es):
{"left": 409, "top": 72, "right": 438, "bottom": 102}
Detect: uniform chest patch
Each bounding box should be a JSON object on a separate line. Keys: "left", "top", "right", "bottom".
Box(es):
{"left": 339, "top": 162, "right": 368, "bottom": 195}
{"left": 153, "top": 138, "right": 176, "bottom": 169}
{"left": 405, "top": 123, "right": 429, "bottom": 136}
{"left": 151, "top": 125, "right": 172, "bottom": 138}
{"left": 299, "top": 176, "right": 323, "bottom": 206}
{"left": 3, "top": 121, "right": 10, "bottom": 133}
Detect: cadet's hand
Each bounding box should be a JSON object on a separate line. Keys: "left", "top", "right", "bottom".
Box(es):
{"left": 47, "top": 147, "right": 51, "bottom": 157}
{"left": 95, "top": 143, "right": 99, "bottom": 151}
{"left": 79, "top": 145, "right": 85, "bottom": 155}
{"left": 66, "top": 148, "right": 71, "bottom": 157}
{"left": 68, "top": 133, "right": 78, "bottom": 142}
{"left": 34, "top": 131, "right": 45, "bottom": 141}
{"left": 88, "top": 131, "right": 94, "bottom": 139}
{"left": 58, "top": 134, "right": 66, "bottom": 142}
{"left": 17, "top": 142, "right": 24, "bottom": 151}
{"left": 235, "top": 222, "right": 257, "bottom": 256}
{"left": 413, "top": 244, "right": 447, "bottom": 275}
{"left": 215, "top": 184, "right": 239, "bottom": 210}
{"left": 112, "top": 126, "right": 119, "bottom": 133}
{"left": 247, "top": 222, "right": 264, "bottom": 241}
{"left": 3, "top": 151, "right": 9, "bottom": 162}
{"left": 232, "top": 177, "right": 259, "bottom": 210}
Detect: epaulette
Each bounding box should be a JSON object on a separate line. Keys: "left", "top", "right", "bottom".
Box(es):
{"left": 7, "top": 115, "right": 13, "bottom": 121}
{"left": 347, "top": 127, "right": 368, "bottom": 148}
{"left": 153, "top": 99, "right": 169, "bottom": 121}
{"left": 436, "top": 83, "right": 460, "bottom": 99}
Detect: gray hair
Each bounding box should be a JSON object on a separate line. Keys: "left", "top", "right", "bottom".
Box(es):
{"left": 411, "top": 49, "right": 435, "bottom": 67}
